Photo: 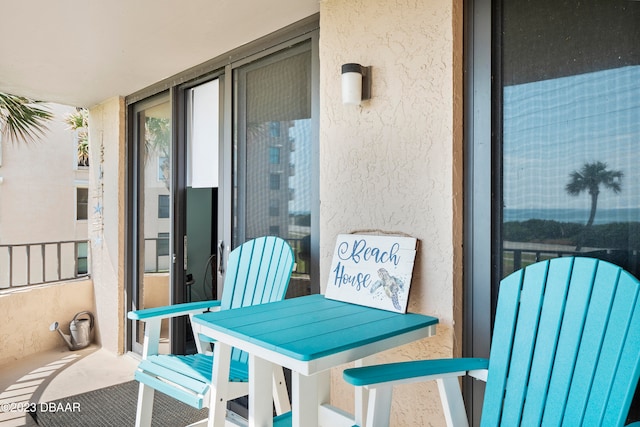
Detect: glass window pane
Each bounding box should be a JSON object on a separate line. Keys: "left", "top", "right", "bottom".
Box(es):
{"left": 142, "top": 103, "right": 171, "bottom": 273}
{"left": 77, "top": 242, "right": 88, "bottom": 275}
{"left": 235, "top": 43, "right": 313, "bottom": 285}
{"left": 501, "top": 1, "right": 640, "bottom": 281}
{"left": 269, "top": 173, "right": 281, "bottom": 190}
{"left": 157, "top": 232, "right": 170, "bottom": 257}
{"left": 499, "top": 3, "right": 640, "bottom": 417}
{"left": 136, "top": 98, "right": 172, "bottom": 353}
{"left": 269, "top": 146, "right": 281, "bottom": 164}
{"left": 76, "top": 187, "right": 88, "bottom": 220}
{"left": 158, "top": 194, "right": 170, "bottom": 218}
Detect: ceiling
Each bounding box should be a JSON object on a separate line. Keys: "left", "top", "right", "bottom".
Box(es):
{"left": 0, "top": 0, "right": 319, "bottom": 107}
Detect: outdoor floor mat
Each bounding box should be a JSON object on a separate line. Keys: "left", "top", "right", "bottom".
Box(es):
{"left": 29, "top": 380, "right": 210, "bottom": 426}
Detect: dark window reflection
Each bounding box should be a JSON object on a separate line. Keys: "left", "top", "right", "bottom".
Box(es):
{"left": 501, "top": 0, "right": 640, "bottom": 280}
{"left": 500, "top": 0, "right": 640, "bottom": 420}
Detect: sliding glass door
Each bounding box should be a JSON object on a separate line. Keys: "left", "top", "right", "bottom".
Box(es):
{"left": 498, "top": 3, "right": 640, "bottom": 421}
{"left": 465, "top": 0, "right": 640, "bottom": 423}
{"left": 130, "top": 94, "right": 173, "bottom": 355}
{"left": 127, "top": 24, "right": 319, "bottom": 356}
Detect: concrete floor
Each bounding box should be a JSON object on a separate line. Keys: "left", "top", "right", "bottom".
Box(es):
{"left": 0, "top": 345, "right": 139, "bottom": 427}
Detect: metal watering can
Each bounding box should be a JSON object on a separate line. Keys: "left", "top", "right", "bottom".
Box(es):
{"left": 50, "top": 311, "right": 94, "bottom": 351}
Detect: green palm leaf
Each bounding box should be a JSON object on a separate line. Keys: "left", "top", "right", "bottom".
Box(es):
{"left": 0, "top": 92, "right": 53, "bottom": 143}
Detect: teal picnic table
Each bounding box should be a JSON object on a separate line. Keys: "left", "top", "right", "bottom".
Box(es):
{"left": 191, "top": 293, "right": 439, "bottom": 427}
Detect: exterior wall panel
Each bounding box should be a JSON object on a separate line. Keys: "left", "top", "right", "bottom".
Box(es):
{"left": 319, "top": 0, "right": 461, "bottom": 425}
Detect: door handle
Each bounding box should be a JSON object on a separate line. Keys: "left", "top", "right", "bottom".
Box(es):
{"left": 218, "top": 240, "right": 225, "bottom": 276}
{"left": 184, "top": 235, "right": 188, "bottom": 270}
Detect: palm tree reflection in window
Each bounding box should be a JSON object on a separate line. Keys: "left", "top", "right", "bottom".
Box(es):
{"left": 565, "top": 161, "right": 623, "bottom": 250}
{"left": 145, "top": 116, "right": 171, "bottom": 191}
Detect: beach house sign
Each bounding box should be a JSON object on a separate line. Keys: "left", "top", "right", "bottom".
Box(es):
{"left": 325, "top": 234, "right": 417, "bottom": 313}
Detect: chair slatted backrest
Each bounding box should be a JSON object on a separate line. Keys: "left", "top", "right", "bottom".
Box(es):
{"left": 219, "top": 236, "right": 295, "bottom": 365}
{"left": 482, "top": 257, "right": 640, "bottom": 427}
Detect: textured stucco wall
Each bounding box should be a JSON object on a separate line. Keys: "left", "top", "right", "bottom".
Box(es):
{"left": 88, "top": 97, "right": 126, "bottom": 354}
{"left": 319, "top": 0, "right": 461, "bottom": 425}
{"left": 0, "top": 279, "right": 95, "bottom": 366}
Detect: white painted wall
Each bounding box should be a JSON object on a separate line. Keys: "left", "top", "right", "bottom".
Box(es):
{"left": 0, "top": 103, "right": 88, "bottom": 245}
{"left": 319, "top": 0, "right": 462, "bottom": 425}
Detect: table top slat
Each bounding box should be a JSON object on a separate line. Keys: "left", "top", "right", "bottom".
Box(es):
{"left": 193, "top": 294, "right": 438, "bottom": 362}
{"left": 276, "top": 314, "right": 436, "bottom": 361}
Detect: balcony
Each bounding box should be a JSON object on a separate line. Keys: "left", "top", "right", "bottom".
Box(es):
{"left": 0, "top": 235, "right": 637, "bottom": 426}
{"left": 1, "top": 0, "right": 638, "bottom": 424}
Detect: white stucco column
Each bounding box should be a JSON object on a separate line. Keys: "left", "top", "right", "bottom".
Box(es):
{"left": 88, "top": 97, "right": 126, "bottom": 355}
{"left": 319, "top": 0, "right": 463, "bottom": 425}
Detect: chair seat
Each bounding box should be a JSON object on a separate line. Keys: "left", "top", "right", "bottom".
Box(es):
{"left": 135, "top": 353, "right": 249, "bottom": 409}
{"left": 273, "top": 411, "right": 293, "bottom": 427}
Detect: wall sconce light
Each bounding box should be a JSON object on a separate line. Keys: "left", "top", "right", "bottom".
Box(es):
{"left": 341, "top": 63, "right": 371, "bottom": 105}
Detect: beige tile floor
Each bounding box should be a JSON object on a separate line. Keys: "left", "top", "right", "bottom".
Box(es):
{"left": 0, "top": 345, "right": 139, "bottom": 427}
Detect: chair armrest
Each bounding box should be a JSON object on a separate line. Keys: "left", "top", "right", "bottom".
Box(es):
{"left": 128, "top": 300, "right": 221, "bottom": 321}
{"left": 343, "top": 357, "right": 489, "bottom": 387}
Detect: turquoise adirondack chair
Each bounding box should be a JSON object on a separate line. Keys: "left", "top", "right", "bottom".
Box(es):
{"left": 128, "top": 236, "right": 295, "bottom": 427}
{"left": 343, "top": 257, "right": 640, "bottom": 427}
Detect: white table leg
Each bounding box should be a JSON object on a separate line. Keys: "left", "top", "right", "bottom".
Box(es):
{"left": 316, "top": 370, "right": 330, "bottom": 407}
{"left": 208, "top": 342, "right": 232, "bottom": 427}
{"left": 354, "top": 356, "right": 376, "bottom": 427}
{"left": 292, "top": 370, "right": 320, "bottom": 427}
{"left": 249, "top": 354, "right": 273, "bottom": 427}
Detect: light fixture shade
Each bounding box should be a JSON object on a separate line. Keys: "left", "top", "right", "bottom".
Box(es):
{"left": 342, "top": 63, "right": 364, "bottom": 105}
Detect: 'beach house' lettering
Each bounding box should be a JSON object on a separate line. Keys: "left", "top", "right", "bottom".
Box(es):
{"left": 332, "top": 262, "right": 371, "bottom": 290}
{"left": 337, "top": 238, "right": 401, "bottom": 266}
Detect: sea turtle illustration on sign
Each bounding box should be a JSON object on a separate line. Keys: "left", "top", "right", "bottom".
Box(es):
{"left": 370, "top": 268, "right": 405, "bottom": 311}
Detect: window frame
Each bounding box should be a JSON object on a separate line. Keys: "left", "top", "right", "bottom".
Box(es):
{"left": 462, "top": 0, "right": 499, "bottom": 422}
{"left": 76, "top": 186, "right": 89, "bottom": 221}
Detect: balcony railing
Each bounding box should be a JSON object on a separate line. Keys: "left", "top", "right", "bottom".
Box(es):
{"left": 503, "top": 242, "right": 639, "bottom": 277}
{"left": 142, "top": 236, "right": 310, "bottom": 275}
{"left": 0, "top": 240, "right": 89, "bottom": 289}
{"left": 144, "top": 237, "right": 170, "bottom": 273}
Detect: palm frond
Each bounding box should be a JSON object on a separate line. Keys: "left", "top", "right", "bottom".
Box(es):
{"left": 64, "top": 108, "right": 88, "bottom": 131}
{"left": 0, "top": 92, "right": 53, "bottom": 144}
{"left": 565, "top": 170, "right": 585, "bottom": 195}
